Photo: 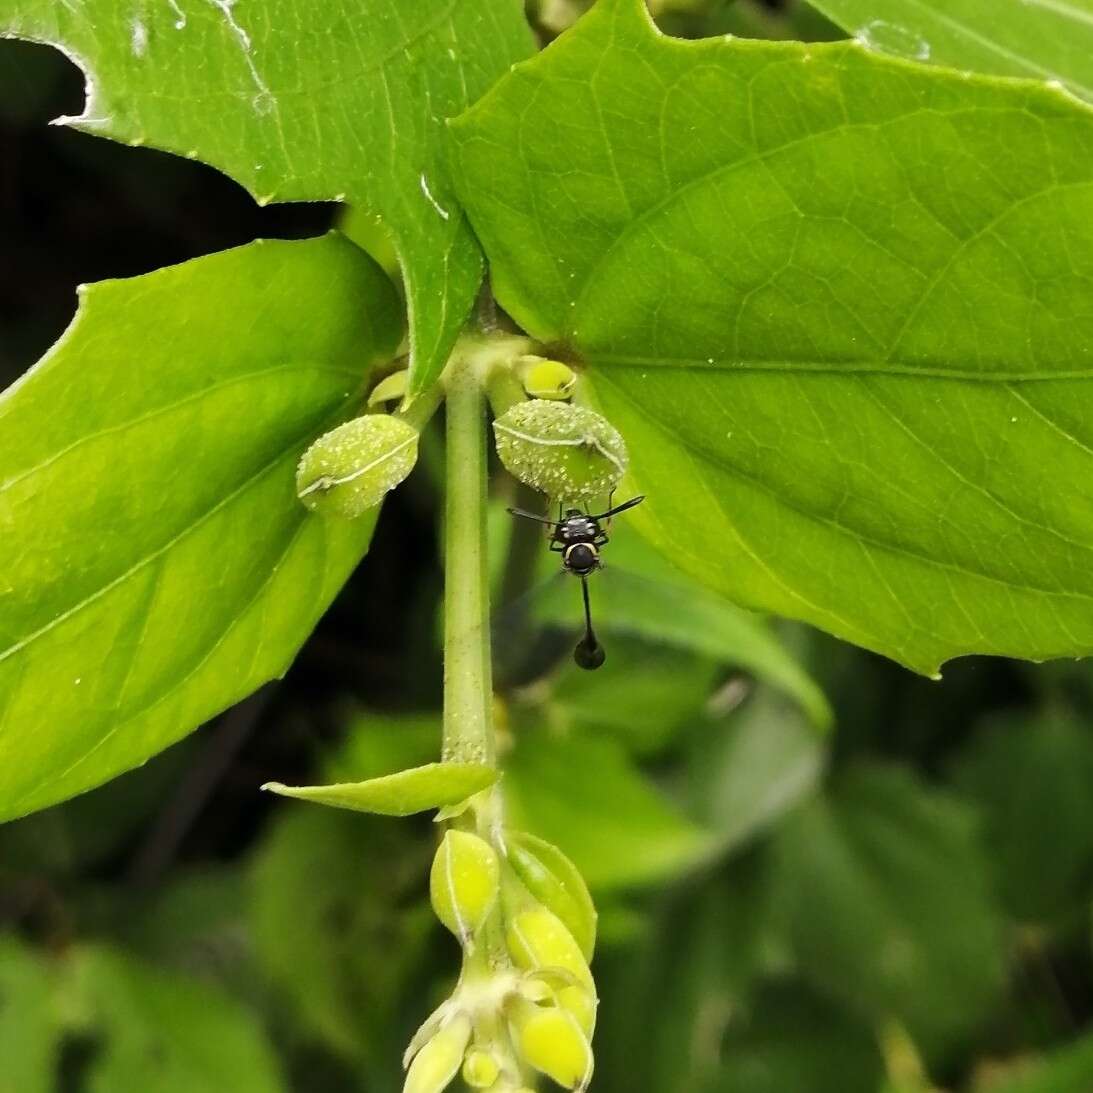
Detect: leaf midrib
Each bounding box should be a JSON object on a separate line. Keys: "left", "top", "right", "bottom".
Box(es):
{"left": 585, "top": 355, "right": 1093, "bottom": 382}
{"left": 0, "top": 412, "right": 345, "bottom": 668}
{"left": 0, "top": 361, "right": 358, "bottom": 494}
{"left": 596, "top": 370, "right": 1093, "bottom": 609}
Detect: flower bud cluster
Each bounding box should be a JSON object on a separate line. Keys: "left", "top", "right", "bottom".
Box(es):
{"left": 404, "top": 825, "right": 598, "bottom": 1093}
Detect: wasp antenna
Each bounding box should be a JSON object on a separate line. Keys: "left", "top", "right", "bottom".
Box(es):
{"left": 507, "top": 506, "right": 556, "bottom": 526}
{"left": 591, "top": 495, "right": 645, "bottom": 521}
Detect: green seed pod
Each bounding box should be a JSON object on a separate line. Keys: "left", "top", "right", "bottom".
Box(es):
{"left": 430, "top": 830, "right": 500, "bottom": 942}
{"left": 506, "top": 832, "right": 597, "bottom": 961}
{"left": 506, "top": 906, "right": 594, "bottom": 994}
{"left": 297, "top": 414, "right": 418, "bottom": 518}
{"left": 403, "top": 1012, "right": 472, "bottom": 1093}
{"left": 461, "top": 1049, "right": 501, "bottom": 1088}
{"left": 510, "top": 1000, "right": 593, "bottom": 1092}
{"left": 493, "top": 400, "right": 627, "bottom": 503}
{"left": 518, "top": 355, "right": 577, "bottom": 401}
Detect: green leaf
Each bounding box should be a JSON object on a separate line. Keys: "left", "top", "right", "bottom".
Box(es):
{"left": 686, "top": 689, "right": 826, "bottom": 854}
{"left": 262, "top": 761, "right": 497, "bottom": 816}
{"left": 541, "top": 637, "right": 720, "bottom": 754}
{"left": 714, "top": 982, "right": 884, "bottom": 1093}
{"left": 594, "top": 855, "right": 771, "bottom": 1093}
{"left": 71, "top": 945, "right": 286, "bottom": 1092}
{"left": 249, "top": 805, "right": 432, "bottom": 1062}
{"left": 0, "top": 937, "right": 57, "bottom": 1093}
{"left": 949, "top": 711, "right": 1093, "bottom": 921}
{"left": 2, "top": 1, "right": 534, "bottom": 395}
{"left": 505, "top": 728, "right": 715, "bottom": 891}
{"left": 0, "top": 235, "right": 400, "bottom": 822}
{"left": 977, "top": 1033, "right": 1093, "bottom": 1093}
{"left": 771, "top": 764, "right": 1005, "bottom": 1053}
{"left": 808, "top": 0, "right": 1093, "bottom": 103}
{"left": 450, "top": 0, "right": 1093, "bottom": 674}
{"left": 322, "top": 710, "right": 442, "bottom": 783}
{"left": 532, "top": 528, "right": 832, "bottom": 731}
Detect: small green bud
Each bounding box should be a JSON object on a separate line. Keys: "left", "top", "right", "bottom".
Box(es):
{"left": 461, "top": 1048, "right": 501, "bottom": 1088}
{"left": 403, "top": 1012, "right": 472, "bottom": 1093}
{"left": 510, "top": 1000, "right": 593, "bottom": 1092}
{"left": 430, "top": 830, "right": 500, "bottom": 942}
{"left": 518, "top": 355, "right": 576, "bottom": 400}
{"left": 493, "top": 400, "right": 628, "bottom": 503}
{"left": 368, "top": 369, "right": 410, "bottom": 406}
{"left": 506, "top": 906, "right": 594, "bottom": 994}
{"left": 297, "top": 414, "right": 418, "bottom": 518}
{"left": 506, "top": 832, "right": 597, "bottom": 961}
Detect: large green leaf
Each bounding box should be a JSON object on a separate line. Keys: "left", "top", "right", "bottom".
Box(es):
{"left": 249, "top": 805, "right": 432, "bottom": 1063}
{"left": 949, "top": 711, "right": 1093, "bottom": 921}
{"left": 450, "top": 0, "right": 1093, "bottom": 674}
{"left": 0, "top": 1, "right": 533, "bottom": 395}
{"left": 686, "top": 690, "right": 825, "bottom": 855}
{"left": 71, "top": 945, "right": 286, "bottom": 1092}
{"left": 0, "top": 938, "right": 57, "bottom": 1093}
{"left": 978, "top": 1033, "right": 1093, "bottom": 1093}
{"left": 808, "top": 0, "right": 1093, "bottom": 103}
{"left": 505, "top": 728, "right": 715, "bottom": 891}
{"left": 771, "top": 764, "right": 1005, "bottom": 1053}
{"left": 533, "top": 527, "right": 833, "bottom": 731}
{"left": 0, "top": 235, "right": 400, "bottom": 822}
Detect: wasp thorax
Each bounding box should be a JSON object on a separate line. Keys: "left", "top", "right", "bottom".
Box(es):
{"left": 493, "top": 400, "right": 628, "bottom": 503}
{"left": 296, "top": 414, "right": 418, "bottom": 518}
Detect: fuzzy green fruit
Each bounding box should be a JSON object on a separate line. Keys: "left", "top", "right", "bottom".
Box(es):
{"left": 493, "top": 400, "right": 627, "bottom": 503}
{"left": 297, "top": 413, "right": 418, "bottom": 518}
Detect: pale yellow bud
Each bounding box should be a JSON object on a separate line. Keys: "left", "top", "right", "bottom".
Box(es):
{"left": 506, "top": 906, "right": 594, "bottom": 994}
{"left": 506, "top": 832, "right": 597, "bottom": 961}
{"left": 518, "top": 355, "right": 577, "bottom": 400}
{"left": 430, "top": 830, "right": 500, "bottom": 942}
{"left": 461, "top": 1048, "right": 501, "bottom": 1088}
{"left": 403, "top": 1012, "right": 472, "bottom": 1093}
{"left": 511, "top": 1001, "right": 593, "bottom": 1091}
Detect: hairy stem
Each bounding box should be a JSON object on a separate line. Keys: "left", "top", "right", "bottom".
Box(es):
{"left": 442, "top": 356, "right": 495, "bottom": 767}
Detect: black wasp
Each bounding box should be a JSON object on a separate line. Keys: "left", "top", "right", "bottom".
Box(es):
{"left": 507, "top": 495, "right": 644, "bottom": 670}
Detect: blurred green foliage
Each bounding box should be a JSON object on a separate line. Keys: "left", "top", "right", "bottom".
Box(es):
{"left": 3, "top": 1, "right": 1093, "bottom": 1091}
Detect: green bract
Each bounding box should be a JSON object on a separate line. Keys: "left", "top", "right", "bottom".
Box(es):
{"left": 261, "top": 762, "right": 498, "bottom": 817}
{"left": 450, "top": 0, "right": 1093, "bottom": 675}
{"left": 493, "top": 399, "right": 628, "bottom": 502}
{"left": 297, "top": 414, "right": 419, "bottom": 519}
{"left": 506, "top": 832, "right": 597, "bottom": 961}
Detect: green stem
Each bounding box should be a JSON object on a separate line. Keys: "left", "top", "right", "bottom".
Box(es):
{"left": 396, "top": 377, "right": 445, "bottom": 433}
{"left": 442, "top": 356, "right": 495, "bottom": 767}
